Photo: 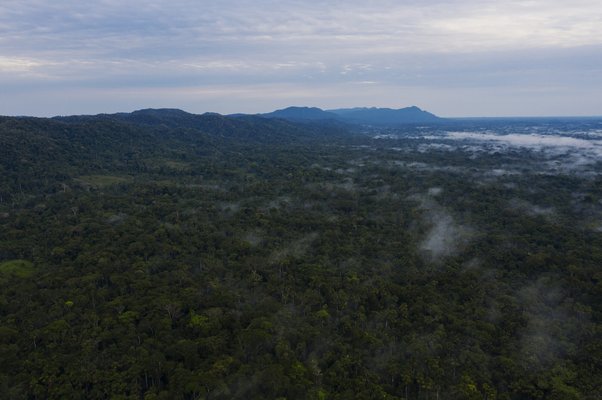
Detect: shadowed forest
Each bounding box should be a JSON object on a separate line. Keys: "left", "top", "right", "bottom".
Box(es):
{"left": 1, "top": 110, "right": 601, "bottom": 399}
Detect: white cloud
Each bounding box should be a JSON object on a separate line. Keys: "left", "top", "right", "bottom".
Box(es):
{"left": 3, "top": 1, "right": 601, "bottom": 58}
{"left": 0, "top": 0, "right": 601, "bottom": 115}
{"left": 447, "top": 131, "right": 602, "bottom": 149}
{"left": 438, "top": 130, "right": 602, "bottom": 174}
{"left": 0, "top": 57, "right": 42, "bottom": 72}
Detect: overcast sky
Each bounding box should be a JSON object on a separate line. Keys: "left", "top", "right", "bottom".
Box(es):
{"left": 1, "top": 0, "right": 601, "bottom": 117}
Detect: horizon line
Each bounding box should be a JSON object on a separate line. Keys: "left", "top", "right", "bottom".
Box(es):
{"left": 1, "top": 107, "right": 601, "bottom": 120}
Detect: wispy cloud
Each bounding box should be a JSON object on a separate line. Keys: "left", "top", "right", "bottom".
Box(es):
{"left": 0, "top": 56, "right": 43, "bottom": 72}
{"left": 0, "top": 0, "right": 601, "bottom": 115}
{"left": 446, "top": 131, "right": 602, "bottom": 150}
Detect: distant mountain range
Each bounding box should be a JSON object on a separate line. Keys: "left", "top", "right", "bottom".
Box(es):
{"left": 47, "top": 105, "right": 441, "bottom": 127}
{"left": 259, "top": 107, "right": 337, "bottom": 122}
{"left": 257, "top": 106, "right": 442, "bottom": 125}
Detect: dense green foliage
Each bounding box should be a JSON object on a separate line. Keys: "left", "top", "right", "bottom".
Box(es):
{"left": 1, "top": 111, "right": 601, "bottom": 399}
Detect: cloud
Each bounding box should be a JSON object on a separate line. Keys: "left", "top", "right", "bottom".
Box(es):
{"left": 420, "top": 211, "right": 470, "bottom": 261}
{"left": 4, "top": 1, "right": 602, "bottom": 56}
{"left": 408, "top": 129, "right": 602, "bottom": 175}
{"left": 1, "top": 0, "right": 601, "bottom": 115}
{"left": 446, "top": 131, "right": 602, "bottom": 151}
{"left": 444, "top": 131, "right": 602, "bottom": 169}
{"left": 517, "top": 277, "right": 588, "bottom": 369}
{"left": 508, "top": 198, "right": 555, "bottom": 219}
{"left": 0, "top": 57, "right": 43, "bottom": 72}
{"left": 410, "top": 194, "right": 474, "bottom": 262}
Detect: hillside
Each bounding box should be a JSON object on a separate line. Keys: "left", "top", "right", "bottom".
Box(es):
{"left": 258, "top": 105, "right": 442, "bottom": 125}
{"left": 259, "top": 106, "right": 340, "bottom": 122}
{"left": 328, "top": 106, "right": 441, "bottom": 124}
{"left": 0, "top": 110, "right": 355, "bottom": 198}
{"left": 0, "top": 112, "right": 601, "bottom": 399}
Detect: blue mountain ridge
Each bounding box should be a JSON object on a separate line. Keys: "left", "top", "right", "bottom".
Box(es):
{"left": 258, "top": 105, "right": 441, "bottom": 124}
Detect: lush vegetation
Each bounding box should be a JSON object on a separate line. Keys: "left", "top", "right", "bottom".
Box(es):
{"left": 1, "top": 111, "right": 601, "bottom": 399}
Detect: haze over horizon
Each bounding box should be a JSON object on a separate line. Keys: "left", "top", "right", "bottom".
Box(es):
{"left": 1, "top": 0, "right": 601, "bottom": 118}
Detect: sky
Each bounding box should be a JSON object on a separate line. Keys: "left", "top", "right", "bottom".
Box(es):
{"left": 1, "top": 0, "right": 601, "bottom": 117}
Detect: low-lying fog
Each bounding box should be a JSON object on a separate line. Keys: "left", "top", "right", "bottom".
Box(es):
{"left": 372, "top": 121, "right": 602, "bottom": 175}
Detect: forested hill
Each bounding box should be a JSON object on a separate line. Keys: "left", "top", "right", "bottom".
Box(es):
{"left": 257, "top": 106, "right": 442, "bottom": 124}
{"left": 52, "top": 108, "right": 346, "bottom": 141}
{"left": 1, "top": 113, "right": 601, "bottom": 399}
{"left": 55, "top": 108, "right": 287, "bottom": 133}
{"left": 327, "top": 106, "right": 441, "bottom": 125}
{"left": 0, "top": 110, "right": 352, "bottom": 198}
